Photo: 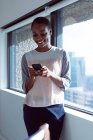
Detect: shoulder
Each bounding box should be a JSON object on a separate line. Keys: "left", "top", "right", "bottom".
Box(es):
{"left": 24, "top": 50, "right": 35, "bottom": 59}
{"left": 52, "top": 46, "right": 66, "bottom": 55}
{"left": 53, "top": 47, "right": 70, "bottom": 60}
{"left": 25, "top": 50, "right": 33, "bottom": 56}
{"left": 21, "top": 50, "right": 33, "bottom": 64}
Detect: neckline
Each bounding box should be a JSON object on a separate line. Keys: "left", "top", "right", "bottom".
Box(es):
{"left": 34, "top": 46, "right": 54, "bottom": 54}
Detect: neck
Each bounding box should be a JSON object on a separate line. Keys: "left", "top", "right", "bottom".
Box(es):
{"left": 35, "top": 45, "right": 52, "bottom": 52}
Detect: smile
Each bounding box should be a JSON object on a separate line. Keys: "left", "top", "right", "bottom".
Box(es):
{"left": 37, "top": 40, "right": 44, "bottom": 44}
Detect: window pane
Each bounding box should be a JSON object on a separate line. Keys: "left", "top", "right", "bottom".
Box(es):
{"left": 8, "top": 24, "right": 37, "bottom": 91}
{"left": 62, "top": 0, "right": 93, "bottom": 112}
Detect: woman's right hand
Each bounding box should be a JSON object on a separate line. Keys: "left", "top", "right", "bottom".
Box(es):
{"left": 25, "top": 66, "right": 36, "bottom": 93}
{"left": 28, "top": 66, "right": 42, "bottom": 77}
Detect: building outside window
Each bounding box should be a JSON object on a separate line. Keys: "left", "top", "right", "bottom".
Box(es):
{"left": 62, "top": 0, "right": 93, "bottom": 113}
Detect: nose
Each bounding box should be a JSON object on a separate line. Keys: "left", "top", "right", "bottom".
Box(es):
{"left": 37, "top": 34, "right": 42, "bottom": 39}
{"left": 36, "top": 35, "right": 43, "bottom": 42}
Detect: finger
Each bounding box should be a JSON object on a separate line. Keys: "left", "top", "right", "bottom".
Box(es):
{"left": 42, "top": 66, "right": 47, "bottom": 70}
{"left": 28, "top": 66, "right": 34, "bottom": 71}
{"left": 34, "top": 70, "right": 42, "bottom": 76}
{"left": 42, "top": 70, "right": 48, "bottom": 77}
{"left": 28, "top": 67, "right": 36, "bottom": 77}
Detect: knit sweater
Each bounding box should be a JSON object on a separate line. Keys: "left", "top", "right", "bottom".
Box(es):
{"left": 21, "top": 46, "right": 71, "bottom": 107}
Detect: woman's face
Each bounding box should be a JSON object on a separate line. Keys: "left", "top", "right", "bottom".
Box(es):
{"left": 32, "top": 23, "right": 52, "bottom": 48}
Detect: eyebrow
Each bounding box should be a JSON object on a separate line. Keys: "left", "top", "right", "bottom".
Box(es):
{"left": 32, "top": 29, "right": 47, "bottom": 34}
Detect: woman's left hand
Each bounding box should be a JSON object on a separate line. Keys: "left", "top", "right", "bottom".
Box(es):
{"left": 41, "top": 66, "right": 64, "bottom": 88}
{"left": 41, "top": 66, "right": 52, "bottom": 77}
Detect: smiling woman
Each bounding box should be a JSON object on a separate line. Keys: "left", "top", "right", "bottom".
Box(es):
{"left": 21, "top": 16, "right": 71, "bottom": 140}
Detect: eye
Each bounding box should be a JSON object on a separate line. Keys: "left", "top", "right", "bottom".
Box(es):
{"left": 41, "top": 32, "right": 47, "bottom": 36}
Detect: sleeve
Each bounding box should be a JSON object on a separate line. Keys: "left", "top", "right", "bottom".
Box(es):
{"left": 21, "top": 53, "right": 29, "bottom": 93}
{"left": 61, "top": 50, "right": 71, "bottom": 90}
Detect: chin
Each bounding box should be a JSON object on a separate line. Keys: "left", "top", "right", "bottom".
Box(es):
{"left": 38, "top": 44, "right": 47, "bottom": 48}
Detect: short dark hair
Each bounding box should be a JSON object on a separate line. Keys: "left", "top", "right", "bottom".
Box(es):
{"left": 31, "top": 17, "right": 51, "bottom": 30}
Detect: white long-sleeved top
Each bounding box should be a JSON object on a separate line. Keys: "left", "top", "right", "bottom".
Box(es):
{"left": 21, "top": 46, "right": 71, "bottom": 107}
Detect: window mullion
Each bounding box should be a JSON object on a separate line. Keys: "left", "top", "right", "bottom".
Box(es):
{"left": 51, "top": 9, "right": 63, "bottom": 48}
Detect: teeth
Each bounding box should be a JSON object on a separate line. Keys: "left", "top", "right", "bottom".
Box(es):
{"left": 38, "top": 41, "right": 43, "bottom": 43}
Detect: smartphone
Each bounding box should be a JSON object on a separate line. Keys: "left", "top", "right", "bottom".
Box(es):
{"left": 32, "top": 64, "right": 42, "bottom": 70}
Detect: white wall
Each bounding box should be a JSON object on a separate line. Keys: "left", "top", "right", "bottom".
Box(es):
{"left": 61, "top": 110, "right": 93, "bottom": 140}
{"left": 0, "top": 0, "right": 51, "bottom": 27}
{"left": 0, "top": 90, "right": 93, "bottom": 140}
{"left": 0, "top": 90, "right": 27, "bottom": 140}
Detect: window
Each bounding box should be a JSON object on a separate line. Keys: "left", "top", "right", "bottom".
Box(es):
{"left": 61, "top": 0, "right": 93, "bottom": 113}
{"left": 7, "top": 24, "right": 37, "bottom": 91}
{"left": 7, "top": 16, "right": 50, "bottom": 92}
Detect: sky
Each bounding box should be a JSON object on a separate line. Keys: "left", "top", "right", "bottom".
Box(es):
{"left": 63, "top": 19, "right": 93, "bottom": 76}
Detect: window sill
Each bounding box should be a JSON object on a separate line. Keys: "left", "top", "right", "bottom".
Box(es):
{"left": 0, "top": 89, "right": 93, "bottom": 122}
{"left": 0, "top": 88, "right": 26, "bottom": 98}
{"left": 64, "top": 107, "right": 93, "bottom": 122}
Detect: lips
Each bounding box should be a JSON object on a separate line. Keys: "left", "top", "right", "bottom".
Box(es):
{"left": 37, "top": 40, "right": 44, "bottom": 44}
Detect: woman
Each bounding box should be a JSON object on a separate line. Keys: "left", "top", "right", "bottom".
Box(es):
{"left": 21, "top": 17, "right": 71, "bottom": 140}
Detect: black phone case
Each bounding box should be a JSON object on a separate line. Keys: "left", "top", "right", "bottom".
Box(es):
{"left": 32, "top": 64, "right": 42, "bottom": 70}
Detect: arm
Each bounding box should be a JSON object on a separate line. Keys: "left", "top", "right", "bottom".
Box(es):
{"left": 41, "top": 50, "right": 71, "bottom": 90}
{"left": 21, "top": 54, "right": 35, "bottom": 93}
{"left": 25, "top": 76, "right": 36, "bottom": 93}
{"left": 60, "top": 50, "right": 71, "bottom": 90}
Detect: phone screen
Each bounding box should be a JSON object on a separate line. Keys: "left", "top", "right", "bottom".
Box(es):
{"left": 32, "top": 64, "right": 42, "bottom": 70}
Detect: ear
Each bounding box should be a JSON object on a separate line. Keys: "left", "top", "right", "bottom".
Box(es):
{"left": 50, "top": 29, "right": 52, "bottom": 36}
